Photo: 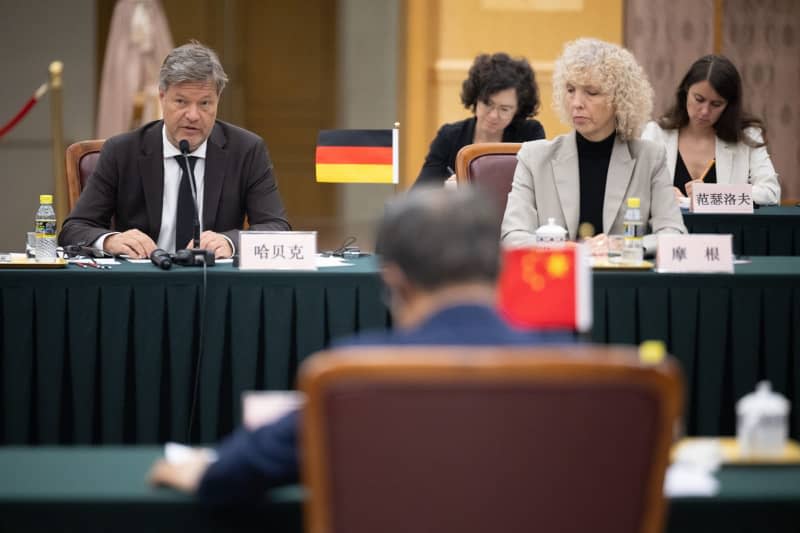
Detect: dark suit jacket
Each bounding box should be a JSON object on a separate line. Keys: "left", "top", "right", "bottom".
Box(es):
{"left": 58, "top": 120, "right": 290, "bottom": 248}
{"left": 195, "top": 304, "right": 574, "bottom": 504}
{"left": 413, "top": 117, "right": 546, "bottom": 187}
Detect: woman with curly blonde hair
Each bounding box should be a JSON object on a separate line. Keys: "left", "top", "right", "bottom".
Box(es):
{"left": 502, "top": 38, "right": 685, "bottom": 254}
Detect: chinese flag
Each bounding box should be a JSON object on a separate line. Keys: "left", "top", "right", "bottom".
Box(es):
{"left": 497, "top": 244, "right": 592, "bottom": 331}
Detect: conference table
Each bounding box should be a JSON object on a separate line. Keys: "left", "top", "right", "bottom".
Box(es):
{"left": 682, "top": 205, "right": 800, "bottom": 256}
{"left": 0, "top": 447, "right": 797, "bottom": 533}
{"left": 1, "top": 256, "right": 798, "bottom": 444}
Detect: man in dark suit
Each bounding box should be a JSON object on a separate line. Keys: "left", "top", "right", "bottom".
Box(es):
{"left": 59, "top": 41, "right": 290, "bottom": 259}
{"left": 149, "top": 187, "right": 572, "bottom": 503}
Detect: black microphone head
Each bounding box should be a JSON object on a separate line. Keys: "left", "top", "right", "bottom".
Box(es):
{"left": 179, "top": 139, "right": 190, "bottom": 154}
{"left": 150, "top": 248, "right": 172, "bottom": 270}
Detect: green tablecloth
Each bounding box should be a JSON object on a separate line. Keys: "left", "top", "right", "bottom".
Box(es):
{"left": 2, "top": 256, "right": 798, "bottom": 444}
{"left": 592, "top": 256, "right": 800, "bottom": 440}
{"left": 0, "top": 258, "right": 388, "bottom": 445}
{"left": 0, "top": 446, "right": 302, "bottom": 533}
{"left": 1, "top": 447, "right": 797, "bottom": 533}
{"left": 667, "top": 465, "right": 800, "bottom": 532}
{"left": 683, "top": 205, "right": 800, "bottom": 255}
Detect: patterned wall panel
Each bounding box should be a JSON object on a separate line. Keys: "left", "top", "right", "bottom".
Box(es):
{"left": 723, "top": 0, "right": 800, "bottom": 201}
{"left": 625, "top": 0, "right": 714, "bottom": 120}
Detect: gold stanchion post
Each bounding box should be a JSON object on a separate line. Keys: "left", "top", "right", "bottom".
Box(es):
{"left": 49, "top": 61, "right": 67, "bottom": 225}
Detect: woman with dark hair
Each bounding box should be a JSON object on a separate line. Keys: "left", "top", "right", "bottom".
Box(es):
{"left": 413, "top": 52, "right": 545, "bottom": 187}
{"left": 642, "top": 55, "right": 780, "bottom": 205}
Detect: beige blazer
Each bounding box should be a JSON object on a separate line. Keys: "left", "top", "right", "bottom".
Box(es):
{"left": 501, "top": 132, "right": 686, "bottom": 253}
{"left": 641, "top": 121, "right": 781, "bottom": 205}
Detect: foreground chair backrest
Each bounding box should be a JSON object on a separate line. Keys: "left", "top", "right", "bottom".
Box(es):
{"left": 300, "top": 345, "right": 683, "bottom": 533}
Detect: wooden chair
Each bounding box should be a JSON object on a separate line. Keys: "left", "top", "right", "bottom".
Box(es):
{"left": 65, "top": 139, "right": 104, "bottom": 211}
{"left": 455, "top": 142, "right": 522, "bottom": 222}
{"left": 300, "top": 345, "right": 683, "bottom": 533}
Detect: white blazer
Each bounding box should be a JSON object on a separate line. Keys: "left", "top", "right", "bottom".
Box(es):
{"left": 641, "top": 121, "right": 781, "bottom": 205}
{"left": 501, "top": 132, "right": 686, "bottom": 254}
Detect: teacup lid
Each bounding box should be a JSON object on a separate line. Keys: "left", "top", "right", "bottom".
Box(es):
{"left": 736, "top": 381, "right": 790, "bottom": 416}
{"left": 535, "top": 217, "right": 567, "bottom": 238}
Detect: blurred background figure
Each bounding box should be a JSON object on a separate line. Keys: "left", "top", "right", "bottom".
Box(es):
{"left": 149, "top": 187, "right": 572, "bottom": 503}
{"left": 501, "top": 38, "right": 685, "bottom": 255}
{"left": 96, "top": 0, "right": 173, "bottom": 138}
{"left": 642, "top": 55, "right": 781, "bottom": 205}
{"left": 413, "top": 52, "right": 544, "bottom": 188}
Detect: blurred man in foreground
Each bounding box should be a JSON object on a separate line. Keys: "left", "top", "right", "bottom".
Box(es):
{"left": 149, "top": 187, "right": 572, "bottom": 503}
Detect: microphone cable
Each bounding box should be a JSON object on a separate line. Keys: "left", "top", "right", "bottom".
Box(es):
{"left": 185, "top": 256, "right": 209, "bottom": 443}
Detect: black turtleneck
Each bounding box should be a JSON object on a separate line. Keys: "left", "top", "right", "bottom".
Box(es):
{"left": 577, "top": 131, "right": 615, "bottom": 237}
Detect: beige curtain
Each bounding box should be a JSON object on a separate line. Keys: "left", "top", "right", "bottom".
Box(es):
{"left": 722, "top": 0, "right": 800, "bottom": 201}
{"left": 624, "top": 0, "right": 714, "bottom": 121}
{"left": 96, "top": 0, "right": 174, "bottom": 139}
{"left": 626, "top": 0, "right": 800, "bottom": 202}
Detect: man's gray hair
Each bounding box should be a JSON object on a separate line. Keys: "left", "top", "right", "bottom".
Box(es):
{"left": 159, "top": 41, "right": 229, "bottom": 95}
{"left": 376, "top": 186, "right": 500, "bottom": 290}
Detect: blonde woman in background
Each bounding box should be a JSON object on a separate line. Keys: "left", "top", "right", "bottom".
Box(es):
{"left": 501, "top": 38, "right": 685, "bottom": 255}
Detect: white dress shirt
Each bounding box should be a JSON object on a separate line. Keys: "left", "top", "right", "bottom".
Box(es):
{"left": 158, "top": 127, "right": 207, "bottom": 252}
{"left": 94, "top": 125, "right": 208, "bottom": 253}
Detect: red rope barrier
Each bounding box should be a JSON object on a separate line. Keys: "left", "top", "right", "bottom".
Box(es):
{"left": 0, "top": 83, "right": 48, "bottom": 140}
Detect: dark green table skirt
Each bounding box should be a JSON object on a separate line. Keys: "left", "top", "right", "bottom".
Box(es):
{"left": 0, "top": 259, "right": 388, "bottom": 445}
{"left": 2, "top": 257, "right": 798, "bottom": 445}
{"left": 683, "top": 205, "right": 800, "bottom": 255}
{"left": 592, "top": 257, "right": 800, "bottom": 440}
{"left": 1, "top": 447, "right": 798, "bottom": 533}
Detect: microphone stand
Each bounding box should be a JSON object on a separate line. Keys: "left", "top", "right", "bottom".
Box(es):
{"left": 178, "top": 140, "right": 202, "bottom": 249}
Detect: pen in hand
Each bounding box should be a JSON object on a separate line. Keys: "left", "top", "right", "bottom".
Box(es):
{"left": 698, "top": 158, "right": 715, "bottom": 182}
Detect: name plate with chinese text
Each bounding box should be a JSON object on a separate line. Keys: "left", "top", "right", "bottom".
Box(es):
{"left": 690, "top": 183, "right": 754, "bottom": 213}
{"left": 239, "top": 231, "right": 317, "bottom": 270}
{"left": 656, "top": 234, "right": 733, "bottom": 273}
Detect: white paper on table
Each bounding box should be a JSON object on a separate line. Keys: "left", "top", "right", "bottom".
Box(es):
{"left": 315, "top": 255, "right": 354, "bottom": 268}
{"left": 664, "top": 464, "right": 720, "bottom": 497}
{"left": 664, "top": 439, "right": 722, "bottom": 497}
{"left": 242, "top": 390, "right": 305, "bottom": 430}
{"left": 69, "top": 258, "right": 120, "bottom": 265}
{"left": 164, "top": 442, "right": 218, "bottom": 464}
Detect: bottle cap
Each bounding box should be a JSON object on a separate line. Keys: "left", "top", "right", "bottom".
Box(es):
{"left": 639, "top": 339, "right": 665, "bottom": 364}
{"left": 627, "top": 197, "right": 640, "bottom": 208}
{"left": 39, "top": 194, "right": 53, "bottom": 204}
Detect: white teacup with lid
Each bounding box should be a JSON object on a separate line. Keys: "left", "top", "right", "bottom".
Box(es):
{"left": 736, "top": 381, "right": 790, "bottom": 457}
{"left": 535, "top": 217, "right": 567, "bottom": 248}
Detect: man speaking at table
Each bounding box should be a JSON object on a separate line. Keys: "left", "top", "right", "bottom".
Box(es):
{"left": 149, "top": 187, "right": 572, "bottom": 502}
{"left": 58, "top": 41, "right": 290, "bottom": 259}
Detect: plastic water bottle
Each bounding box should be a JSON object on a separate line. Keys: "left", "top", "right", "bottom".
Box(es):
{"left": 622, "top": 197, "right": 644, "bottom": 263}
{"left": 34, "top": 194, "right": 57, "bottom": 261}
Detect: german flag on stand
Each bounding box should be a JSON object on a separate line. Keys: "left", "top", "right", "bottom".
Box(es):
{"left": 315, "top": 128, "right": 398, "bottom": 184}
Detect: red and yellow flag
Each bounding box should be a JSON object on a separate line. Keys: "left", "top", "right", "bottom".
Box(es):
{"left": 497, "top": 244, "right": 592, "bottom": 331}
{"left": 315, "top": 129, "right": 398, "bottom": 184}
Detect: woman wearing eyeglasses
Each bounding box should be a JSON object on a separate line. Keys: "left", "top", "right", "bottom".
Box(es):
{"left": 501, "top": 38, "right": 685, "bottom": 255}
{"left": 413, "top": 52, "right": 545, "bottom": 188}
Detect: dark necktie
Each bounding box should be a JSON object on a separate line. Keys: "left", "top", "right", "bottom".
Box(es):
{"left": 175, "top": 155, "right": 198, "bottom": 250}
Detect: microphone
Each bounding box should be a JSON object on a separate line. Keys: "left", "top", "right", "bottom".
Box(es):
{"left": 178, "top": 139, "right": 201, "bottom": 249}
{"left": 150, "top": 248, "right": 172, "bottom": 270}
